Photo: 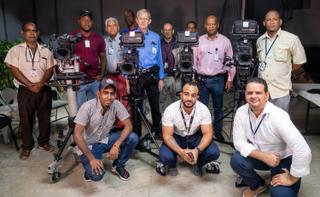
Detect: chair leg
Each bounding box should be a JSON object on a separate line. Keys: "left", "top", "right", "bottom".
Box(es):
{"left": 8, "top": 124, "right": 19, "bottom": 151}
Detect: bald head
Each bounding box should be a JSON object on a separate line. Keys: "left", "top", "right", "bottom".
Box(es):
{"left": 204, "top": 15, "right": 219, "bottom": 37}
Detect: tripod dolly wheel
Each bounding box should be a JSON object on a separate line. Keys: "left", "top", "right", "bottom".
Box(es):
{"left": 52, "top": 171, "right": 61, "bottom": 182}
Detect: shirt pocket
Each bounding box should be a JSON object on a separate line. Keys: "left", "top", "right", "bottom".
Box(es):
{"left": 274, "top": 46, "right": 289, "bottom": 62}
{"left": 39, "top": 57, "right": 48, "bottom": 71}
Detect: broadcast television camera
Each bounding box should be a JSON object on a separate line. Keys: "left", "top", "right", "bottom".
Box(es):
{"left": 49, "top": 33, "right": 86, "bottom": 81}
{"left": 176, "top": 31, "right": 199, "bottom": 84}
{"left": 230, "top": 20, "right": 259, "bottom": 90}
{"left": 118, "top": 31, "right": 144, "bottom": 76}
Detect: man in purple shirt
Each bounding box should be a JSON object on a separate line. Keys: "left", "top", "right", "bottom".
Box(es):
{"left": 193, "top": 15, "right": 235, "bottom": 142}
{"left": 72, "top": 9, "right": 106, "bottom": 108}
{"left": 160, "top": 22, "right": 180, "bottom": 112}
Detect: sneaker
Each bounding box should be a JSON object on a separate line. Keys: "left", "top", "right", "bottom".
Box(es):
{"left": 19, "top": 149, "right": 31, "bottom": 160}
{"left": 168, "top": 167, "right": 178, "bottom": 176}
{"left": 39, "top": 143, "right": 55, "bottom": 152}
{"left": 242, "top": 185, "right": 267, "bottom": 197}
{"left": 111, "top": 166, "right": 130, "bottom": 181}
{"left": 156, "top": 161, "right": 166, "bottom": 176}
{"left": 205, "top": 160, "right": 220, "bottom": 174}
{"left": 192, "top": 165, "right": 202, "bottom": 177}
{"left": 84, "top": 172, "right": 92, "bottom": 182}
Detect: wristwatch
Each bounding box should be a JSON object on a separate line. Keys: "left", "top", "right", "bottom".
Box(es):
{"left": 196, "top": 147, "right": 202, "bottom": 154}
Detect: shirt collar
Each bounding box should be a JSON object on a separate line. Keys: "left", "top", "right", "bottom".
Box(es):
{"left": 264, "top": 28, "right": 282, "bottom": 40}
{"left": 106, "top": 33, "right": 120, "bottom": 42}
{"left": 248, "top": 101, "right": 272, "bottom": 119}
{"left": 205, "top": 33, "right": 219, "bottom": 41}
{"left": 179, "top": 100, "right": 196, "bottom": 116}
{"left": 137, "top": 27, "right": 149, "bottom": 35}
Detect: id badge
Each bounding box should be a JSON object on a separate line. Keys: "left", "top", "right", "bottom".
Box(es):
{"left": 259, "top": 62, "right": 267, "bottom": 71}
{"left": 152, "top": 46, "right": 157, "bottom": 54}
{"left": 85, "top": 40, "right": 90, "bottom": 48}
{"left": 164, "top": 62, "right": 168, "bottom": 69}
{"left": 108, "top": 47, "right": 114, "bottom": 55}
{"left": 214, "top": 53, "right": 219, "bottom": 62}
{"left": 31, "top": 69, "right": 37, "bottom": 78}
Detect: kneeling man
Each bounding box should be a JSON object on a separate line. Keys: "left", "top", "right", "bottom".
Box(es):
{"left": 157, "top": 82, "right": 220, "bottom": 176}
{"left": 74, "top": 78, "right": 138, "bottom": 181}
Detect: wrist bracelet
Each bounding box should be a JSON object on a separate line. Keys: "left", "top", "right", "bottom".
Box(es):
{"left": 196, "top": 147, "right": 202, "bottom": 154}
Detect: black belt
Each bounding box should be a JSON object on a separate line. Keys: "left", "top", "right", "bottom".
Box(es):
{"left": 139, "top": 65, "right": 159, "bottom": 74}
{"left": 198, "top": 72, "right": 226, "bottom": 78}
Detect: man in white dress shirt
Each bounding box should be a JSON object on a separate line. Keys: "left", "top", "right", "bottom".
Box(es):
{"left": 230, "top": 77, "right": 312, "bottom": 197}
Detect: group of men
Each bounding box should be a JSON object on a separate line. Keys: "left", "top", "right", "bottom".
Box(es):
{"left": 4, "top": 7, "right": 312, "bottom": 197}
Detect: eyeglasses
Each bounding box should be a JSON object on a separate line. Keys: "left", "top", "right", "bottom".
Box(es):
{"left": 138, "top": 17, "right": 149, "bottom": 21}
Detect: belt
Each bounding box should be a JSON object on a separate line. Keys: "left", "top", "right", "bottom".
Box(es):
{"left": 198, "top": 72, "right": 226, "bottom": 78}
{"left": 139, "top": 65, "right": 158, "bottom": 74}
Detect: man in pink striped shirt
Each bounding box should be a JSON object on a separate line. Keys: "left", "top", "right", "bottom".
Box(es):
{"left": 193, "top": 15, "right": 236, "bottom": 142}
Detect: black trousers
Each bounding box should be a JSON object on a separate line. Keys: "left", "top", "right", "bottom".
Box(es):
{"left": 18, "top": 85, "right": 52, "bottom": 150}
{"left": 133, "top": 72, "right": 161, "bottom": 138}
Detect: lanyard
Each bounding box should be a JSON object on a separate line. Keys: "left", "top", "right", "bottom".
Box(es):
{"left": 180, "top": 104, "right": 195, "bottom": 136}
{"left": 264, "top": 35, "right": 278, "bottom": 60}
{"left": 248, "top": 109, "right": 266, "bottom": 136}
{"left": 27, "top": 46, "right": 37, "bottom": 71}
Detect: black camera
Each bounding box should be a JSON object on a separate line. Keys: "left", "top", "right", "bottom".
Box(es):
{"left": 118, "top": 31, "right": 145, "bottom": 75}
{"left": 231, "top": 20, "right": 259, "bottom": 89}
{"left": 51, "top": 33, "right": 82, "bottom": 61}
{"left": 176, "top": 31, "right": 199, "bottom": 74}
{"left": 49, "top": 33, "right": 86, "bottom": 81}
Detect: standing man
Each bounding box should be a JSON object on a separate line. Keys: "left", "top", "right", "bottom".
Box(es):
{"left": 73, "top": 78, "right": 138, "bottom": 181}
{"left": 157, "top": 82, "right": 220, "bottom": 176}
{"left": 5, "top": 22, "right": 55, "bottom": 160}
{"left": 121, "top": 9, "right": 138, "bottom": 34}
{"left": 159, "top": 22, "right": 180, "bottom": 112}
{"left": 72, "top": 9, "right": 106, "bottom": 108}
{"left": 193, "top": 15, "right": 235, "bottom": 142}
{"left": 256, "top": 9, "right": 306, "bottom": 112}
{"left": 134, "top": 8, "right": 164, "bottom": 138}
{"left": 230, "top": 77, "right": 311, "bottom": 197}
{"left": 104, "top": 17, "right": 128, "bottom": 109}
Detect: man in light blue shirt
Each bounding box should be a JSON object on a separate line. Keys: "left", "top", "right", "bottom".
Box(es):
{"left": 133, "top": 9, "right": 164, "bottom": 138}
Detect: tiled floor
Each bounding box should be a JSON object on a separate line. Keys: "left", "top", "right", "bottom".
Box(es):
{"left": 0, "top": 94, "right": 319, "bottom": 197}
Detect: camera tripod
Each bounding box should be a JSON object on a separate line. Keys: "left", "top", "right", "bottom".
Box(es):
{"left": 124, "top": 74, "right": 160, "bottom": 158}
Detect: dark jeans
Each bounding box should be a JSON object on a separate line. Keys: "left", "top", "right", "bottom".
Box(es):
{"left": 159, "top": 132, "right": 220, "bottom": 168}
{"left": 80, "top": 131, "right": 138, "bottom": 181}
{"left": 198, "top": 75, "right": 225, "bottom": 135}
{"left": 230, "top": 152, "right": 301, "bottom": 197}
{"left": 134, "top": 71, "right": 161, "bottom": 137}
{"left": 18, "top": 85, "right": 52, "bottom": 150}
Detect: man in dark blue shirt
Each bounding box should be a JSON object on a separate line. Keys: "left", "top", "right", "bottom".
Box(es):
{"left": 134, "top": 8, "right": 164, "bottom": 138}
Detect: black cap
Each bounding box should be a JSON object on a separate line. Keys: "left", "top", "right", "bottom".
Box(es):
{"left": 79, "top": 9, "right": 93, "bottom": 19}
{"left": 99, "top": 78, "right": 117, "bottom": 90}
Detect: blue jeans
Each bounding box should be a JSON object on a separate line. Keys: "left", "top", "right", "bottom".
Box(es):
{"left": 230, "top": 152, "right": 301, "bottom": 197}
{"left": 198, "top": 75, "right": 225, "bottom": 134}
{"left": 80, "top": 131, "right": 138, "bottom": 181}
{"left": 77, "top": 80, "right": 100, "bottom": 109}
{"left": 159, "top": 132, "right": 220, "bottom": 168}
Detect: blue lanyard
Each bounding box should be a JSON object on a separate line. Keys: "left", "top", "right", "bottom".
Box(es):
{"left": 265, "top": 35, "right": 278, "bottom": 60}
{"left": 248, "top": 109, "right": 266, "bottom": 136}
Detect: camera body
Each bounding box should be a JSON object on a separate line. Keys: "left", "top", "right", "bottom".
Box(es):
{"left": 231, "top": 20, "right": 259, "bottom": 89}
{"left": 49, "top": 33, "right": 85, "bottom": 81}
{"left": 118, "top": 31, "right": 144, "bottom": 76}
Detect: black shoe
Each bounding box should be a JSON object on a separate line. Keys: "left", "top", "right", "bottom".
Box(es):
{"left": 192, "top": 165, "right": 202, "bottom": 177}
{"left": 135, "top": 142, "right": 146, "bottom": 152}
{"left": 205, "top": 161, "right": 220, "bottom": 174}
{"left": 215, "top": 133, "right": 225, "bottom": 142}
{"left": 111, "top": 166, "right": 130, "bottom": 181}
{"left": 84, "top": 172, "right": 92, "bottom": 182}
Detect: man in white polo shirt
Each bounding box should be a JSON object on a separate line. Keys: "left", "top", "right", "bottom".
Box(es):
{"left": 157, "top": 82, "right": 220, "bottom": 176}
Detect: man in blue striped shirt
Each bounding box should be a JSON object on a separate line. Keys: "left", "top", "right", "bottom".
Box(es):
{"left": 134, "top": 8, "right": 164, "bottom": 138}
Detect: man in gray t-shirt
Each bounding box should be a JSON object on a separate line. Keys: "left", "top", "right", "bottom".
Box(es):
{"left": 74, "top": 78, "right": 138, "bottom": 182}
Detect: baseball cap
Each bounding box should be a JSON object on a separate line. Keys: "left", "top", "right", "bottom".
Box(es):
{"left": 79, "top": 9, "right": 93, "bottom": 19}
{"left": 99, "top": 78, "right": 117, "bottom": 90}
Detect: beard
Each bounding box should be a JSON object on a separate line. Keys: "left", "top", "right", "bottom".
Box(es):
{"left": 182, "top": 100, "right": 195, "bottom": 109}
